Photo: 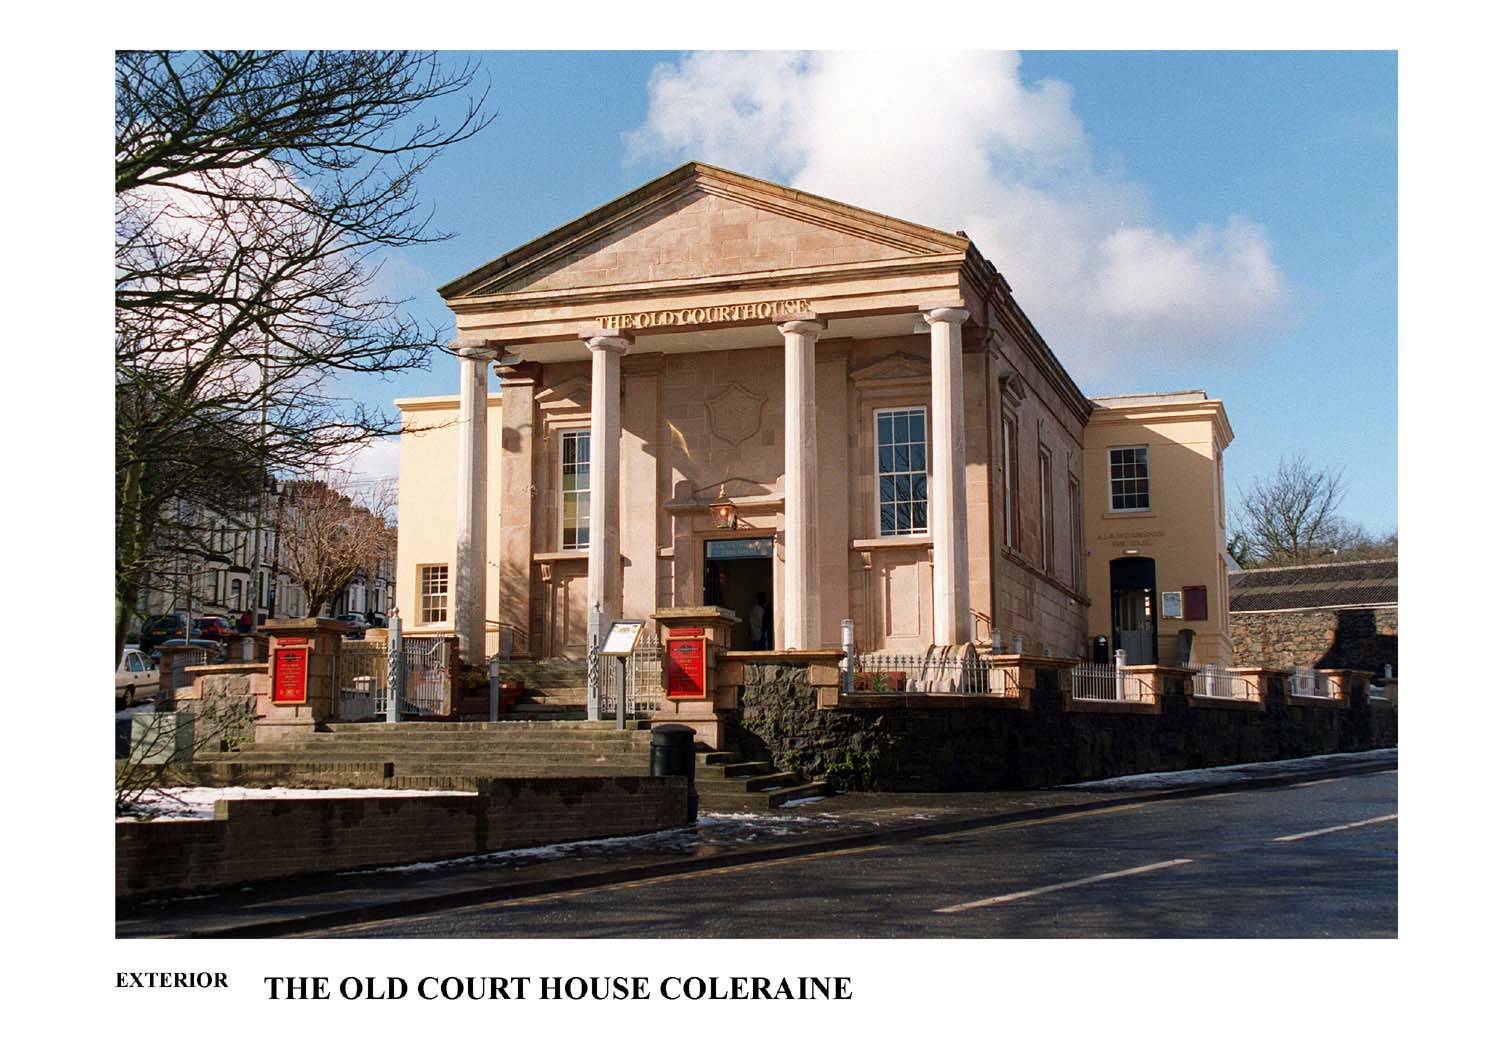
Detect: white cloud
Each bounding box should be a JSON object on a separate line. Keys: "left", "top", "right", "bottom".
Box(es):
{"left": 333, "top": 436, "right": 401, "bottom": 495}
{"left": 626, "top": 51, "right": 1288, "bottom": 384}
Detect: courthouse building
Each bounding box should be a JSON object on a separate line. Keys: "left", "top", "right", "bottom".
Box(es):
{"left": 394, "top": 163, "right": 1234, "bottom": 668}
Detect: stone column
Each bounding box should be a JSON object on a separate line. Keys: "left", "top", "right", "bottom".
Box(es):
{"left": 453, "top": 345, "right": 495, "bottom": 663}
{"left": 926, "top": 307, "right": 971, "bottom": 645}
{"left": 496, "top": 363, "right": 538, "bottom": 656}
{"left": 586, "top": 334, "right": 631, "bottom": 639}
{"left": 779, "top": 318, "right": 825, "bottom": 650}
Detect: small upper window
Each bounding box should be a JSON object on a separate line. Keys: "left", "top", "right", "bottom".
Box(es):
{"left": 876, "top": 407, "right": 928, "bottom": 536}
{"left": 1109, "top": 446, "right": 1150, "bottom": 511}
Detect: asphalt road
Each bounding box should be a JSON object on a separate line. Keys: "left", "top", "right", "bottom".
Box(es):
{"left": 321, "top": 767, "right": 1397, "bottom": 938}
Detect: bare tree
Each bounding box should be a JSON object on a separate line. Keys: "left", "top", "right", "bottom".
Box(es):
{"left": 279, "top": 476, "right": 395, "bottom": 617}
{"left": 1231, "top": 455, "right": 1351, "bottom": 566}
{"left": 115, "top": 51, "right": 490, "bottom": 661}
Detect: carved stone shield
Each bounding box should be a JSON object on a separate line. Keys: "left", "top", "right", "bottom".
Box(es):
{"left": 706, "top": 382, "right": 767, "bottom": 447}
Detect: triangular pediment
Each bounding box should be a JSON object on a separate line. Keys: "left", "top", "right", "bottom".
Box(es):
{"left": 850, "top": 352, "right": 931, "bottom": 386}
{"left": 441, "top": 163, "right": 969, "bottom": 300}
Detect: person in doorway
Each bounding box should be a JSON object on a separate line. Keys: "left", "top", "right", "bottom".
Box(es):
{"left": 749, "top": 592, "right": 770, "bottom": 650}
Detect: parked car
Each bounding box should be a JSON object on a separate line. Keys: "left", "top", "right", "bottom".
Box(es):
{"left": 139, "top": 613, "right": 189, "bottom": 653}
{"left": 366, "top": 612, "right": 388, "bottom": 629}
{"left": 193, "top": 616, "right": 235, "bottom": 644}
{"left": 333, "top": 613, "right": 367, "bottom": 639}
{"left": 115, "top": 647, "right": 159, "bottom": 708}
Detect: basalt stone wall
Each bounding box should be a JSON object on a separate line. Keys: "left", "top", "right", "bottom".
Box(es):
{"left": 1231, "top": 607, "right": 1397, "bottom": 676}
{"left": 723, "top": 663, "right": 1397, "bottom": 792}
{"left": 116, "top": 775, "right": 689, "bottom": 901}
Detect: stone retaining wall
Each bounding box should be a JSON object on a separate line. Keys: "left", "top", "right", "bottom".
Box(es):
{"left": 723, "top": 660, "right": 1396, "bottom": 792}
{"left": 1231, "top": 607, "right": 1397, "bottom": 676}
{"left": 116, "top": 775, "right": 689, "bottom": 901}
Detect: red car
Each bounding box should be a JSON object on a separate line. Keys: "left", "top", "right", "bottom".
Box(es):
{"left": 192, "top": 616, "right": 235, "bottom": 644}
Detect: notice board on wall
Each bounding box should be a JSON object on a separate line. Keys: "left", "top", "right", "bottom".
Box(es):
{"left": 272, "top": 642, "right": 309, "bottom": 705}
{"left": 665, "top": 634, "right": 708, "bottom": 700}
{"left": 1183, "top": 585, "right": 1209, "bottom": 621}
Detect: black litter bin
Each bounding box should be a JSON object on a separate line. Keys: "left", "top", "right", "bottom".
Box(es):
{"left": 1091, "top": 635, "right": 1110, "bottom": 664}
{"left": 650, "top": 723, "right": 698, "bottom": 823}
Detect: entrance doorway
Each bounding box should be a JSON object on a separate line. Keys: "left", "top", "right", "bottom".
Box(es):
{"left": 704, "top": 536, "right": 774, "bottom": 650}
{"left": 1109, "top": 556, "right": 1158, "bottom": 665}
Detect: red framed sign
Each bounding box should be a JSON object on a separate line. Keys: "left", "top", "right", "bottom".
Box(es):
{"left": 665, "top": 635, "right": 708, "bottom": 700}
{"left": 272, "top": 645, "right": 310, "bottom": 705}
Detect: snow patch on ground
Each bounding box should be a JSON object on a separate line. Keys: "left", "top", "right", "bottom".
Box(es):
{"left": 375, "top": 809, "right": 861, "bottom": 874}
{"left": 118, "top": 786, "right": 476, "bottom": 822}
{"left": 1062, "top": 749, "right": 1397, "bottom": 792}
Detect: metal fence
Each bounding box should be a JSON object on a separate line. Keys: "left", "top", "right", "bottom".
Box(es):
{"left": 1290, "top": 667, "right": 1336, "bottom": 699}
{"left": 848, "top": 649, "right": 1019, "bottom": 698}
{"left": 334, "top": 633, "right": 452, "bottom": 720}
{"left": 597, "top": 633, "right": 666, "bottom": 718}
{"left": 1190, "top": 664, "right": 1253, "bottom": 702}
{"left": 336, "top": 640, "right": 388, "bottom": 720}
{"left": 1070, "top": 661, "right": 1152, "bottom": 703}
{"left": 402, "top": 636, "right": 451, "bottom": 717}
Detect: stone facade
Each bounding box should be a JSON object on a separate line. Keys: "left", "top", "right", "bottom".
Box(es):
{"left": 723, "top": 659, "right": 1395, "bottom": 792}
{"left": 1231, "top": 607, "right": 1398, "bottom": 676}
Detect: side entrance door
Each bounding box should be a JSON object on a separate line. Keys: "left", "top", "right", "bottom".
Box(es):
{"left": 1109, "top": 556, "right": 1158, "bottom": 665}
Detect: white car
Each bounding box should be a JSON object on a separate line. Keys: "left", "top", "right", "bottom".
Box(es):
{"left": 115, "top": 647, "right": 159, "bottom": 707}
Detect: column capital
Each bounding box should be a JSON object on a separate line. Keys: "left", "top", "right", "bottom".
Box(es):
{"left": 922, "top": 307, "right": 970, "bottom": 326}
{"left": 450, "top": 338, "right": 501, "bottom": 360}
{"left": 778, "top": 318, "right": 826, "bottom": 338}
{"left": 582, "top": 330, "right": 634, "bottom": 354}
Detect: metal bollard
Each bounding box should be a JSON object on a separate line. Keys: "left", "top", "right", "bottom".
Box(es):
{"left": 650, "top": 723, "right": 699, "bottom": 824}
{"left": 488, "top": 653, "right": 501, "bottom": 722}
{"left": 840, "top": 618, "right": 855, "bottom": 693}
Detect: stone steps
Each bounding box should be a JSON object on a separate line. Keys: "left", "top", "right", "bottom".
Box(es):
{"left": 206, "top": 719, "right": 831, "bottom": 811}
{"left": 322, "top": 720, "right": 652, "bottom": 734}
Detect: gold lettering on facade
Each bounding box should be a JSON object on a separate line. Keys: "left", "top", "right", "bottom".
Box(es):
{"left": 596, "top": 299, "right": 812, "bottom": 331}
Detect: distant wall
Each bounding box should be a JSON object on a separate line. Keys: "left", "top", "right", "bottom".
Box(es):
{"left": 723, "top": 658, "right": 1396, "bottom": 792}
{"left": 1231, "top": 607, "right": 1397, "bottom": 675}
{"left": 116, "top": 775, "right": 688, "bottom": 901}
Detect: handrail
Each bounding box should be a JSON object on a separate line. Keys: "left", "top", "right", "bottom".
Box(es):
{"left": 486, "top": 619, "right": 530, "bottom": 659}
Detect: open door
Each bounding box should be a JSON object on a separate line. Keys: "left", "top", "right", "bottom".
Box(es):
{"left": 1110, "top": 556, "right": 1158, "bottom": 665}
{"left": 704, "top": 536, "right": 775, "bottom": 650}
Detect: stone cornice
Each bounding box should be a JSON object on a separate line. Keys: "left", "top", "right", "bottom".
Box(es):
{"left": 1086, "top": 399, "right": 1235, "bottom": 450}
{"left": 448, "top": 254, "right": 968, "bottom": 314}
{"left": 395, "top": 392, "right": 502, "bottom": 412}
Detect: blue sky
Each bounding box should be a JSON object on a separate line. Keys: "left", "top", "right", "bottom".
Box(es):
{"left": 345, "top": 50, "right": 1396, "bottom": 535}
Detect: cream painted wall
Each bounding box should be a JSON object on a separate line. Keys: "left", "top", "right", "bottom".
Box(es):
{"left": 1083, "top": 397, "right": 1232, "bottom": 666}
{"left": 395, "top": 392, "right": 504, "bottom": 653}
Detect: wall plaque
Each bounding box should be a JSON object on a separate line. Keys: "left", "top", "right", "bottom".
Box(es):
{"left": 272, "top": 647, "right": 309, "bottom": 705}
{"left": 666, "top": 636, "right": 708, "bottom": 700}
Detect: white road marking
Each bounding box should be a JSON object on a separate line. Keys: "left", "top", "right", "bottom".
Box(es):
{"left": 934, "top": 858, "right": 1196, "bottom": 914}
{"left": 1271, "top": 813, "right": 1397, "bottom": 842}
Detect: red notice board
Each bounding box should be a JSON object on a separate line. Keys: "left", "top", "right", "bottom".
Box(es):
{"left": 666, "top": 635, "right": 708, "bottom": 700}
{"left": 272, "top": 644, "right": 310, "bottom": 705}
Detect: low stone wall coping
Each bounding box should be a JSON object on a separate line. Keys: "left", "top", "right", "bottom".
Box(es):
{"left": 1188, "top": 695, "right": 1265, "bottom": 712}
{"left": 1064, "top": 697, "right": 1162, "bottom": 716}
{"left": 1286, "top": 693, "right": 1347, "bottom": 709}
{"left": 832, "top": 693, "right": 1028, "bottom": 711}
{"left": 186, "top": 662, "right": 269, "bottom": 677}
{"left": 1125, "top": 664, "right": 1196, "bottom": 676}
{"left": 722, "top": 649, "right": 844, "bottom": 663}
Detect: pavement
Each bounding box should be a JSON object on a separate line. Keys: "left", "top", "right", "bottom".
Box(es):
{"left": 116, "top": 749, "right": 1395, "bottom": 939}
